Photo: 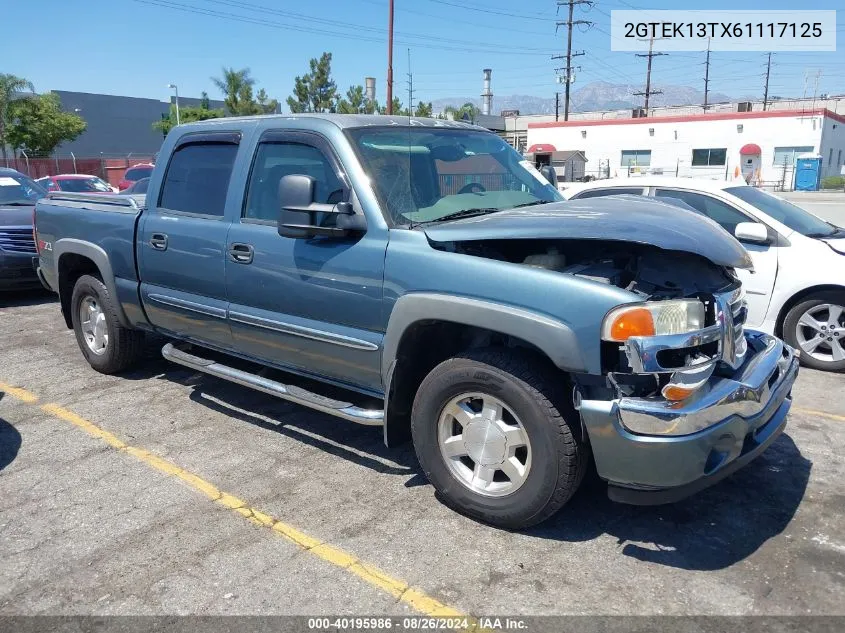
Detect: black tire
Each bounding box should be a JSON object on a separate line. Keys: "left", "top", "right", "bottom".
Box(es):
{"left": 70, "top": 274, "right": 145, "bottom": 374}
{"left": 411, "top": 348, "right": 587, "bottom": 529}
{"left": 783, "top": 291, "right": 845, "bottom": 372}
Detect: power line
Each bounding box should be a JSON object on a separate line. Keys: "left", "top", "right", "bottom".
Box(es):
{"left": 552, "top": 0, "right": 593, "bottom": 121}
{"left": 130, "top": 0, "right": 556, "bottom": 56}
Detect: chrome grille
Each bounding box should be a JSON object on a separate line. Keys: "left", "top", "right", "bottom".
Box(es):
{"left": 716, "top": 287, "right": 747, "bottom": 369}
{"left": 0, "top": 227, "right": 36, "bottom": 254}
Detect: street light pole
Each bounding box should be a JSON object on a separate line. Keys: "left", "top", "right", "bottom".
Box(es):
{"left": 167, "top": 84, "right": 180, "bottom": 125}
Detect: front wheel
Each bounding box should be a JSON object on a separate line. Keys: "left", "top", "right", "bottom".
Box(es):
{"left": 411, "top": 349, "right": 587, "bottom": 529}
{"left": 70, "top": 274, "right": 145, "bottom": 374}
{"left": 783, "top": 292, "right": 845, "bottom": 372}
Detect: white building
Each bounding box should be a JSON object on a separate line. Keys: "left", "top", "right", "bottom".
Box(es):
{"left": 525, "top": 107, "right": 845, "bottom": 189}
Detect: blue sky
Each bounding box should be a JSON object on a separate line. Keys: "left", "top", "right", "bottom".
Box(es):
{"left": 3, "top": 0, "right": 843, "bottom": 109}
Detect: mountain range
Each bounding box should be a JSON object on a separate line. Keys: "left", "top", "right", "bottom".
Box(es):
{"left": 430, "top": 81, "right": 736, "bottom": 116}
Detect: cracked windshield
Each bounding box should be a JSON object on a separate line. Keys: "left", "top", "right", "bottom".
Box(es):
{"left": 349, "top": 127, "right": 562, "bottom": 225}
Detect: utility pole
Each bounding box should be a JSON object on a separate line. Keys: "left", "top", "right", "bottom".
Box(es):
{"left": 552, "top": 0, "right": 592, "bottom": 121}
{"left": 762, "top": 53, "right": 772, "bottom": 111}
{"left": 703, "top": 38, "right": 711, "bottom": 111}
{"left": 387, "top": 0, "right": 394, "bottom": 114}
{"left": 633, "top": 37, "right": 667, "bottom": 113}
{"left": 555, "top": 92, "right": 560, "bottom": 121}
{"left": 406, "top": 49, "right": 414, "bottom": 116}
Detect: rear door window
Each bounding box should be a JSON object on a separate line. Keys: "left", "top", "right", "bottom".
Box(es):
{"left": 159, "top": 143, "right": 238, "bottom": 217}
{"left": 655, "top": 188, "right": 750, "bottom": 233}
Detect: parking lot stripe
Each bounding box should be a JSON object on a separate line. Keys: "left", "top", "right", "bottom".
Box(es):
{"left": 0, "top": 383, "right": 39, "bottom": 404}
{"left": 0, "top": 384, "right": 465, "bottom": 620}
{"left": 793, "top": 407, "right": 845, "bottom": 423}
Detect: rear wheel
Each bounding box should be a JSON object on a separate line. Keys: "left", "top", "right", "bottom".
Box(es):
{"left": 70, "top": 275, "right": 145, "bottom": 374}
{"left": 411, "top": 349, "right": 587, "bottom": 529}
{"left": 783, "top": 292, "right": 845, "bottom": 372}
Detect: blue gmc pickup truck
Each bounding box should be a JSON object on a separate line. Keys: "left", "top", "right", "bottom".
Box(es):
{"left": 35, "top": 114, "right": 799, "bottom": 528}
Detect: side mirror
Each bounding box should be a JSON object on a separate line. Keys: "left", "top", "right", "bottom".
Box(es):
{"left": 539, "top": 165, "right": 558, "bottom": 188}
{"left": 277, "top": 174, "right": 364, "bottom": 239}
{"left": 734, "top": 221, "right": 770, "bottom": 245}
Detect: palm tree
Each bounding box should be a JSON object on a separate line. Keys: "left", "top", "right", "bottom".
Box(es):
{"left": 211, "top": 67, "right": 255, "bottom": 116}
{"left": 0, "top": 74, "right": 35, "bottom": 166}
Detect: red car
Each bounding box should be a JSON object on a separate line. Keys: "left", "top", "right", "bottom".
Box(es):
{"left": 118, "top": 164, "right": 155, "bottom": 191}
{"left": 36, "top": 174, "right": 117, "bottom": 194}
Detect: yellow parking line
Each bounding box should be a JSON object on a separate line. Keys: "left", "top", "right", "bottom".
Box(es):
{"left": 793, "top": 407, "right": 845, "bottom": 423}
{"left": 0, "top": 381, "right": 466, "bottom": 620}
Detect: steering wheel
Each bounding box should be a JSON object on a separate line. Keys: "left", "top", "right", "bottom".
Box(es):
{"left": 457, "top": 182, "right": 486, "bottom": 194}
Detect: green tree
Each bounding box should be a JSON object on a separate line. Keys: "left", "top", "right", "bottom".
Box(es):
{"left": 153, "top": 104, "right": 225, "bottom": 136}
{"left": 0, "top": 73, "right": 35, "bottom": 165}
{"left": 6, "top": 93, "right": 86, "bottom": 155}
{"left": 443, "top": 102, "right": 480, "bottom": 123}
{"left": 200, "top": 91, "right": 211, "bottom": 110}
{"left": 255, "top": 88, "right": 279, "bottom": 114}
{"left": 211, "top": 66, "right": 256, "bottom": 115}
{"left": 379, "top": 97, "right": 408, "bottom": 116}
{"left": 336, "top": 85, "right": 365, "bottom": 114}
{"left": 414, "top": 101, "right": 433, "bottom": 118}
{"left": 286, "top": 52, "right": 338, "bottom": 113}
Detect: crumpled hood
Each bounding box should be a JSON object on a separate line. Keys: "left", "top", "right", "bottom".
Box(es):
{"left": 423, "top": 195, "right": 753, "bottom": 269}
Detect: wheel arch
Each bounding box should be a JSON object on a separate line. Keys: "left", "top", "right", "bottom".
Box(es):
{"left": 54, "top": 239, "right": 129, "bottom": 330}
{"left": 381, "top": 293, "right": 587, "bottom": 447}
{"left": 774, "top": 284, "right": 845, "bottom": 338}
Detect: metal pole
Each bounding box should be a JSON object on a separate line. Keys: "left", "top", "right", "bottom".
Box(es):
{"left": 564, "top": 0, "right": 574, "bottom": 121}
{"left": 71, "top": 152, "right": 77, "bottom": 173}
{"left": 168, "top": 84, "right": 180, "bottom": 125}
{"left": 763, "top": 53, "right": 771, "bottom": 111}
{"left": 703, "top": 38, "right": 711, "bottom": 111}
{"left": 386, "top": 0, "right": 394, "bottom": 114}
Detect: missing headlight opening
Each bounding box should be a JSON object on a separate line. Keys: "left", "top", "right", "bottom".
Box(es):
{"left": 433, "top": 238, "right": 742, "bottom": 400}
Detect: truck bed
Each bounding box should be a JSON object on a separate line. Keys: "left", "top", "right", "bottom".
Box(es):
{"left": 35, "top": 192, "right": 147, "bottom": 326}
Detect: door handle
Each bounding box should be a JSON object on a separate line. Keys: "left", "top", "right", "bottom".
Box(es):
{"left": 228, "top": 243, "right": 254, "bottom": 264}
{"left": 150, "top": 233, "right": 168, "bottom": 250}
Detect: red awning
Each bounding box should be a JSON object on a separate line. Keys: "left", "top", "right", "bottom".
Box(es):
{"left": 740, "top": 143, "right": 762, "bottom": 155}
{"left": 527, "top": 143, "right": 557, "bottom": 153}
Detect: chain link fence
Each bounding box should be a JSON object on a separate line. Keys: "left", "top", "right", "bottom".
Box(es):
{"left": 3, "top": 152, "right": 157, "bottom": 188}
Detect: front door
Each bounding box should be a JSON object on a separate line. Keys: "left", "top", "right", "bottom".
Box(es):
{"left": 653, "top": 188, "right": 778, "bottom": 327}
{"left": 138, "top": 132, "right": 241, "bottom": 347}
{"left": 224, "top": 130, "right": 387, "bottom": 394}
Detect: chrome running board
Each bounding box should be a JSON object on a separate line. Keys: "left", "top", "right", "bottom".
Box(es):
{"left": 161, "top": 343, "right": 384, "bottom": 426}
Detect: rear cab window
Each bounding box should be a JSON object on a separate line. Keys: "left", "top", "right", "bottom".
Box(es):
{"left": 158, "top": 136, "right": 240, "bottom": 217}
{"left": 570, "top": 187, "right": 645, "bottom": 199}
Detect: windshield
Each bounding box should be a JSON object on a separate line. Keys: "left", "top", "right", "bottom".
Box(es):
{"left": 725, "top": 186, "right": 837, "bottom": 237}
{"left": 59, "top": 177, "right": 113, "bottom": 193}
{"left": 125, "top": 167, "right": 153, "bottom": 181}
{"left": 347, "top": 127, "right": 562, "bottom": 225}
{"left": 0, "top": 172, "right": 47, "bottom": 205}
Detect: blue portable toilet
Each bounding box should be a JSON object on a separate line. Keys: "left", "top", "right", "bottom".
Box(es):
{"left": 794, "top": 155, "right": 822, "bottom": 191}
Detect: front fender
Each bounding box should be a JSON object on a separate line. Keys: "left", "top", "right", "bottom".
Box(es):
{"left": 381, "top": 292, "right": 588, "bottom": 386}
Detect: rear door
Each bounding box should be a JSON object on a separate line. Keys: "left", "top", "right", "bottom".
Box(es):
{"left": 138, "top": 132, "right": 241, "bottom": 347}
{"left": 224, "top": 130, "right": 387, "bottom": 393}
{"left": 653, "top": 188, "right": 778, "bottom": 327}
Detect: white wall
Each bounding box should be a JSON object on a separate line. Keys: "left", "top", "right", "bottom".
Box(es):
{"left": 820, "top": 116, "right": 845, "bottom": 179}
{"left": 527, "top": 113, "right": 830, "bottom": 186}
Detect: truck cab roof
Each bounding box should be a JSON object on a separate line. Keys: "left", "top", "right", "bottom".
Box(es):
{"left": 172, "top": 113, "right": 486, "bottom": 133}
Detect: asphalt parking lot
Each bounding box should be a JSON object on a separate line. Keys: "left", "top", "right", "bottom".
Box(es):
{"left": 1, "top": 291, "right": 844, "bottom": 617}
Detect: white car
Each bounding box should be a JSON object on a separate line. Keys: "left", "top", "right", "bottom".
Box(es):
{"left": 563, "top": 177, "right": 845, "bottom": 371}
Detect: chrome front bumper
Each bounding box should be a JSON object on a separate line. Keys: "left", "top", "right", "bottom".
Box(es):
{"left": 580, "top": 331, "right": 799, "bottom": 502}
